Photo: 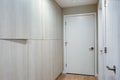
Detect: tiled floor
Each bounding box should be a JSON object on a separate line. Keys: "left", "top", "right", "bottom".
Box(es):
{"left": 57, "top": 74, "right": 98, "bottom": 80}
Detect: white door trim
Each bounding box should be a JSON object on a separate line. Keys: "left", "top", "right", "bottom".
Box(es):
{"left": 63, "top": 13, "right": 98, "bottom": 76}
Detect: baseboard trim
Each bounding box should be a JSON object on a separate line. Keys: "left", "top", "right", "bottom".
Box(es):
{"left": 55, "top": 73, "right": 62, "bottom": 80}
{"left": 67, "top": 73, "right": 95, "bottom": 76}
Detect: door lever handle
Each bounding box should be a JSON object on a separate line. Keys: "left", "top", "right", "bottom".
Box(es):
{"left": 106, "top": 65, "right": 116, "bottom": 74}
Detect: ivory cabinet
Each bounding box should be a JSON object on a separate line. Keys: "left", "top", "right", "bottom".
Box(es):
{"left": 43, "top": 40, "right": 63, "bottom": 80}
{"left": 53, "top": 40, "right": 63, "bottom": 78}
{"left": 0, "top": 40, "right": 28, "bottom": 80}
{"left": 0, "top": 0, "right": 31, "bottom": 39}
{"left": 30, "top": 0, "right": 63, "bottom": 39}
{"left": 28, "top": 40, "right": 43, "bottom": 80}
{"left": 0, "top": 40, "right": 63, "bottom": 80}
{"left": 29, "top": 0, "right": 43, "bottom": 39}
{"left": 28, "top": 40, "right": 63, "bottom": 80}
{"left": 0, "top": 0, "right": 63, "bottom": 80}
{"left": 42, "top": 0, "right": 63, "bottom": 39}
{"left": 0, "top": 0, "right": 62, "bottom": 40}
{"left": 0, "top": 0, "right": 43, "bottom": 39}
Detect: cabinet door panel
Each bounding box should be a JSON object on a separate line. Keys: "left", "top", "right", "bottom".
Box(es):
{"left": 0, "top": 0, "right": 30, "bottom": 39}
{"left": 53, "top": 40, "right": 63, "bottom": 78}
{"left": 43, "top": 40, "right": 63, "bottom": 80}
{"left": 0, "top": 40, "right": 27, "bottom": 80}
{"left": 43, "top": 40, "right": 54, "bottom": 80}
{"left": 28, "top": 40, "right": 43, "bottom": 80}
{"left": 42, "top": 0, "right": 62, "bottom": 39}
{"left": 29, "top": 0, "right": 43, "bottom": 39}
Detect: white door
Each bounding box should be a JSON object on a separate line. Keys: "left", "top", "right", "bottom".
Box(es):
{"left": 65, "top": 14, "right": 96, "bottom": 75}
{"left": 104, "top": 0, "right": 120, "bottom": 80}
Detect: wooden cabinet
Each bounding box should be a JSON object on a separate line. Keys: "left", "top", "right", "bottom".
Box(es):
{"left": 29, "top": 0, "right": 43, "bottom": 39}
{"left": 43, "top": 40, "right": 63, "bottom": 80}
{"left": 0, "top": 0, "right": 43, "bottom": 39}
{"left": 28, "top": 40, "right": 43, "bottom": 80}
{"left": 0, "top": 0, "right": 63, "bottom": 80}
{"left": 0, "top": 40, "right": 63, "bottom": 80}
{"left": 0, "top": 0, "right": 62, "bottom": 39}
{"left": 42, "top": 0, "right": 63, "bottom": 39}
{"left": 42, "top": 40, "right": 54, "bottom": 80}
{"left": 0, "top": 0, "right": 31, "bottom": 39}
{"left": 53, "top": 40, "right": 63, "bottom": 78}
{"left": 28, "top": 40, "right": 63, "bottom": 80}
{"left": 0, "top": 40, "right": 28, "bottom": 80}
{"left": 29, "top": 0, "right": 63, "bottom": 39}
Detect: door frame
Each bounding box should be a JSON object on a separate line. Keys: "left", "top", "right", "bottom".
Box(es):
{"left": 63, "top": 13, "right": 98, "bottom": 76}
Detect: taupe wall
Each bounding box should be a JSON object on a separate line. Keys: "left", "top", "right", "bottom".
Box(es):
{"left": 63, "top": 4, "right": 97, "bottom": 15}
{"left": 0, "top": 0, "right": 63, "bottom": 80}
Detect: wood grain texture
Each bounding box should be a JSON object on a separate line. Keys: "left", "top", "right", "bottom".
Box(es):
{"left": 0, "top": 40, "right": 28, "bottom": 80}
{"left": 29, "top": 0, "right": 43, "bottom": 39}
{"left": 53, "top": 40, "right": 63, "bottom": 78}
{"left": 42, "top": 0, "right": 63, "bottom": 39}
{"left": 30, "top": 0, "right": 63, "bottom": 39}
{"left": 0, "top": 0, "right": 63, "bottom": 80}
{"left": 0, "top": 0, "right": 29, "bottom": 39}
{"left": 28, "top": 40, "right": 43, "bottom": 80}
{"left": 43, "top": 40, "right": 63, "bottom": 80}
{"left": 0, "top": 0, "right": 62, "bottom": 40}
{"left": 28, "top": 40, "right": 63, "bottom": 80}
{"left": 57, "top": 74, "right": 98, "bottom": 80}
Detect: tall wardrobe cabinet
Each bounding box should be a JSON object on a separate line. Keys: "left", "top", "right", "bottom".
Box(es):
{"left": 0, "top": 0, "right": 63, "bottom": 80}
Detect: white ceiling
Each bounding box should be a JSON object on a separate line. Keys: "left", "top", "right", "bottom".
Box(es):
{"left": 55, "top": 0, "right": 98, "bottom": 8}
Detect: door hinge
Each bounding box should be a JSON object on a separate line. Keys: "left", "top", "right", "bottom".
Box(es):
{"left": 104, "top": 47, "right": 107, "bottom": 54}
{"left": 65, "top": 64, "right": 67, "bottom": 67}
{"left": 65, "top": 42, "right": 68, "bottom": 46}
{"left": 104, "top": 0, "right": 106, "bottom": 7}
{"left": 104, "top": 0, "right": 107, "bottom": 7}
{"left": 104, "top": 0, "right": 108, "bottom": 7}
{"left": 65, "top": 21, "right": 67, "bottom": 26}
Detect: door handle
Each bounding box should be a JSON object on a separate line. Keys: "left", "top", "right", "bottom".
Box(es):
{"left": 89, "top": 47, "right": 94, "bottom": 50}
{"left": 106, "top": 65, "right": 116, "bottom": 74}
